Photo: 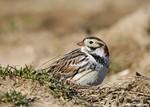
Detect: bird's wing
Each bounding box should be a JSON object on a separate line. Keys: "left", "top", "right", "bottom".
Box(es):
{"left": 36, "top": 54, "right": 62, "bottom": 70}
{"left": 47, "top": 49, "right": 87, "bottom": 78}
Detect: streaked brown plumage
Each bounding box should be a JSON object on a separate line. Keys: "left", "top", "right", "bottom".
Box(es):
{"left": 46, "top": 36, "right": 109, "bottom": 86}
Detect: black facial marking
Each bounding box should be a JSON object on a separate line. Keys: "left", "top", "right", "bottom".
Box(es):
{"left": 84, "top": 36, "right": 102, "bottom": 42}
{"left": 98, "top": 43, "right": 104, "bottom": 47}
{"left": 87, "top": 46, "right": 97, "bottom": 51}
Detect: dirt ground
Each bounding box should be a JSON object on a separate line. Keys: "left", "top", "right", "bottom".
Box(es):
{"left": 0, "top": 0, "right": 150, "bottom": 106}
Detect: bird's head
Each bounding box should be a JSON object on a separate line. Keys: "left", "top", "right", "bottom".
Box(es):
{"left": 77, "top": 36, "right": 109, "bottom": 57}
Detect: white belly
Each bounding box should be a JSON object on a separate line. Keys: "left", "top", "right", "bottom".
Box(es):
{"left": 72, "top": 67, "right": 108, "bottom": 86}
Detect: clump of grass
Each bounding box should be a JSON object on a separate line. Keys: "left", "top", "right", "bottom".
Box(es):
{"left": 0, "top": 90, "right": 34, "bottom": 106}
{"left": 0, "top": 65, "right": 76, "bottom": 100}
{"left": 0, "top": 65, "right": 33, "bottom": 78}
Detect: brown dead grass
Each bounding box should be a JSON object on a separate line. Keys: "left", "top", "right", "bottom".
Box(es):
{"left": 73, "top": 73, "right": 150, "bottom": 106}
{"left": 0, "top": 69, "right": 149, "bottom": 107}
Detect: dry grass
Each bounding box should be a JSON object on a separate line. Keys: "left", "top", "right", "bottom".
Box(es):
{"left": 0, "top": 66, "right": 149, "bottom": 107}
{"left": 73, "top": 74, "right": 150, "bottom": 106}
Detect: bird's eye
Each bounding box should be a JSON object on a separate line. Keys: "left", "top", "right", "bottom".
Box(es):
{"left": 89, "top": 41, "right": 93, "bottom": 44}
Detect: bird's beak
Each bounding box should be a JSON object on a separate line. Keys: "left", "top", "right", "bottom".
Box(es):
{"left": 77, "top": 41, "right": 85, "bottom": 46}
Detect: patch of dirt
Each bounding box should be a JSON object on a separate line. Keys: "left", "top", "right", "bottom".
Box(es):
{"left": 0, "top": 76, "right": 76, "bottom": 107}
{"left": 0, "top": 70, "right": 149, "bottom": 107}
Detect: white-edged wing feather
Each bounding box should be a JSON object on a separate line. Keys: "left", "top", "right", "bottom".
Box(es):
{"left": 42, "top": 49, "right": 87, "bottom": 78}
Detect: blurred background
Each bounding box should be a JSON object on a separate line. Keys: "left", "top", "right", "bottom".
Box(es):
{"left": 0, "top": 0, "right": 150, "bottom": 78}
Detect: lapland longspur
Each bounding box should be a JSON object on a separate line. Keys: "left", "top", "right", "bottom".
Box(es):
{"left": 47, "top": 36, "right": 109, "bottom": 86}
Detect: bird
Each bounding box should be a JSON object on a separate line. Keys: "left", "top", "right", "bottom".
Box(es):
{"left": 47, "top": 36, "right": 109, "bottom": 86}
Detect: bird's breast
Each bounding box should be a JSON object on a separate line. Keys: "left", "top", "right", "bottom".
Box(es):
{"left": 72, "top": 66, "right": 108, "bottom": 86}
